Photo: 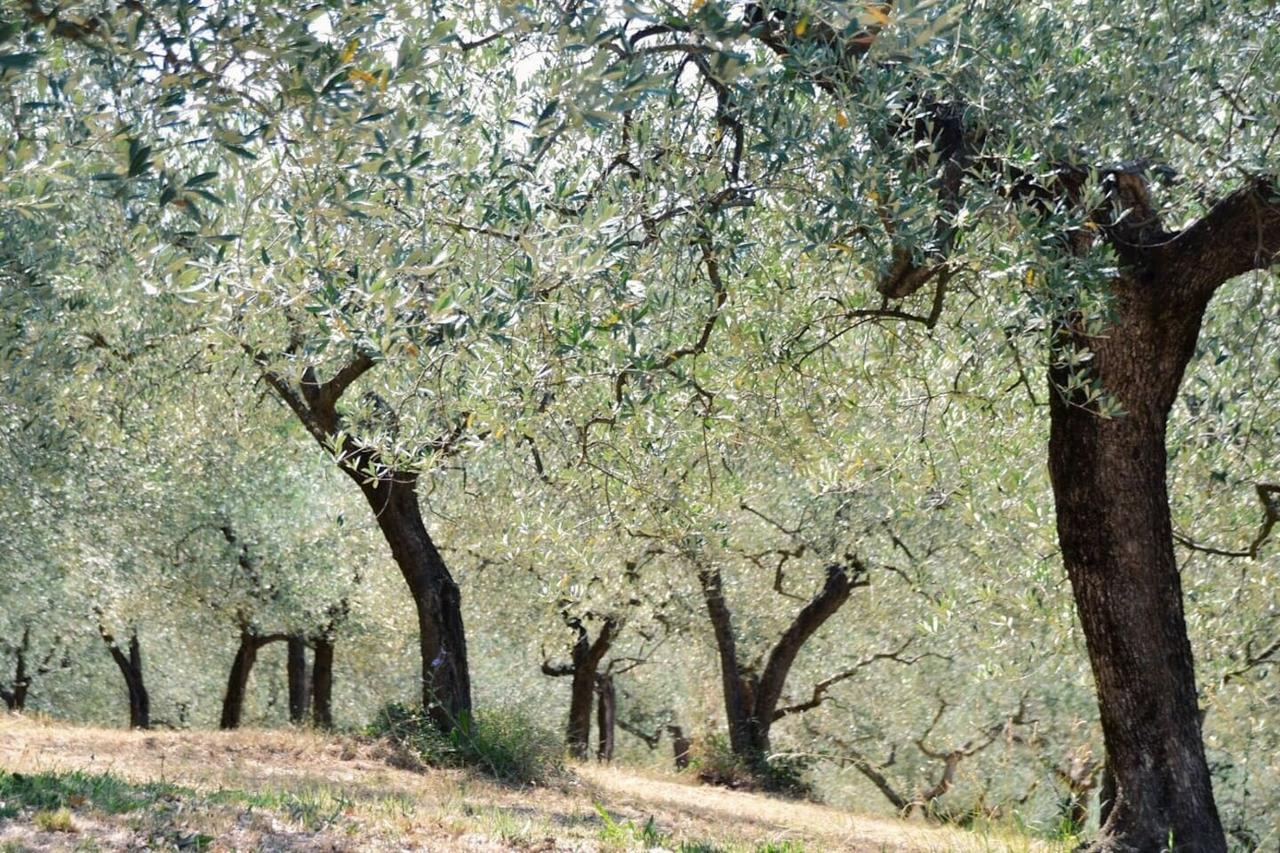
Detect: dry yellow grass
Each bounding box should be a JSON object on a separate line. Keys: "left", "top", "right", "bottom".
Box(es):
{"left": 0, "top": 715, "right": 1060, "bottom": 852}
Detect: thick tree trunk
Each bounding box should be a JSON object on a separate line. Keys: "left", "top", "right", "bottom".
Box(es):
{"left": 311, "top": 634, "right": 335, "bottom": 729}
{"left": 1047, "top": 277, "right": 1224, "bottom": 852}
{"left": 286, "top": 635, "right": 311, "bottom": 725}
{"left": 361, "top": 478, "right": 470, "bottom": 733}
{"left": 595, "top": 674, "right": 616, "bottom": 763}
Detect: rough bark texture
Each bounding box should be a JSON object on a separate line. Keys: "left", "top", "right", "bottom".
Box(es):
{"left": 595, "top": 673, "right": 616, "bottom": 763}
{"left": 361, "top": 476, "right": 470, "bottom": 732}
{"left": 311, "top": 634, "right": 335, "bottom": 729}
{"left": 1047, "top": 263, "right": 1222, "bottom": 851}
{"left": 286, "top": 635, "right": 311, "bottom": 725}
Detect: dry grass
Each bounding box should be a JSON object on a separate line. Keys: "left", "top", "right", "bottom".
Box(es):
{"left": 0, "top": 715, "right": 1060, "bottom": 852}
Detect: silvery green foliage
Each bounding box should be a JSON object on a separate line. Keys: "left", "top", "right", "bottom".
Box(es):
{"left": 2, "top": 0, "right": 1277, "bottom": 842}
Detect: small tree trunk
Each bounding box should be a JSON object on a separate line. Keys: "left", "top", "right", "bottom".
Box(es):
{"left": 361, "top": 478, "right": 470, "bottom": 733}
{"left": 311, "top": 634, "right": 335, "bottom": 729}
{"left": 698, "top": 563, "right": 856, "bottom": 768}
{"left": 595, "top": 674, "right": 616, "bottom": 763}
{"left": 286, "top": 635, "right": 311, "bottom": 725}
{"left": 3, "top": 628, "right": 31, "bottom": 711}
{"left": 99, "top": 625, "right": 149, "bottom": 730}
{"left": 565, "top": 663, "right": 596, "bottom": 759}
{"left": 221, "top": 630, "right": 266, "bottom": 730}
{"left": 126, "top": 634, "right": 149, "bottom": 729}
{"left": 1048, "top": 277, "right": 1224, "bottom": 851}
{"left": 697, "top": 567, "right": 758, "bottom": 760}
{"left": 668, "top": 724, "right": 692, "bottom": 770}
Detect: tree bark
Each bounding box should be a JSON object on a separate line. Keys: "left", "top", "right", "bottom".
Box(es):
{"left": 253, "top": 353, "right": 473, "bottom": 736}
{"left": 668, "top": 724, "right": 692, "bottom": 770}
{"left": 98, "top": 625, "right": 149, "bottom": 730}
{"left": 698, "top": 562, "right": 858, "bottom": 766}
{"left": 359, "top": 476, "right": 470, "bottom": 732}
{"left": 286, "top": 635, "right": 311, "bottom": 725}
{"left": 311, "top": 634, "right": 335, "bottom": 729}
{"left": 697, "top": 566, "right": 759, "bottom": 760}
{"left": 1047, "top": 269, "right": 1224, "bottom": 851}
{"left": 542, "top": 615, "right": 617, "bottom": 759}
{"left": 2, "top": 628, "right": 31, "bottom": 712}
{"left": 220, "top": 629, "right": 285, "bottom": 730}
{"left": 595, "top": 673, "right": 616, "bottom": 763}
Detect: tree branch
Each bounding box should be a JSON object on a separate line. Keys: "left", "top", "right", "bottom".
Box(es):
{"left": 1160, "top": 179, "right": 1280, "bottom": 301}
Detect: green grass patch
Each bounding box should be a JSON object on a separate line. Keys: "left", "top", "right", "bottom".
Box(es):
{"left": 0, "top": 769, "right": 187, "bottom": 818}
{"left": 369, "top": 703, "right": 564, "bottom": 785}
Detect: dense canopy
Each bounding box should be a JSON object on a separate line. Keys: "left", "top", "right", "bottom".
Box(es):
{"left": 2, "top": 1, "right": 1278, "bottom": 850}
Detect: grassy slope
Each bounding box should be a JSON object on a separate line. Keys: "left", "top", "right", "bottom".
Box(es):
{"left": 0, "top": 716, "right": 1059, "bottom": 852}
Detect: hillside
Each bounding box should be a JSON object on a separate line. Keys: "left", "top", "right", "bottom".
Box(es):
{"left": 0, "top": 717, "right": 1055, "bottom": 852}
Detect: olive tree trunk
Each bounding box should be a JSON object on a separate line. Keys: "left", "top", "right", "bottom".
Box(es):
{"left": 1047, "top": 260, "right": 1223, "bottom": 851}
{"left": 286, "top": 635, "right": 311, "bottom": 725}
{"left": 311, "top": 633, "right": 335, "bottom": 729}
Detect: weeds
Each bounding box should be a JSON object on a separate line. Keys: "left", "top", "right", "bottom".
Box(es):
{"left": 369, "top": 702, "right": 563, "bottom": 785}
{"left": 32, "top": 807, "right": 75, "bottom": 832}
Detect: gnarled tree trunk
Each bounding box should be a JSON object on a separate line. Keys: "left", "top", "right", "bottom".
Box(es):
{"left": 1047, "top": 265, "right": 1223, "bottom": 851}
{"left": 542, "top": 615, "right": 617, "bottom": 759}
{"left": 697, "top": 561, "right": 859, "bottom": 769}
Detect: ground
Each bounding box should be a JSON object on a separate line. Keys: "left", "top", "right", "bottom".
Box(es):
{"left": 0, "top": 716, "right": 1058, "bottom": 852}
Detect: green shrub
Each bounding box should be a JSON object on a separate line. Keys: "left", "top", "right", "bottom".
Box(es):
{"left": 691, "top": 735, "right": 814, "bottom": 798}
{"left": 369, "top": 702, "right": 563, "bottom": 785}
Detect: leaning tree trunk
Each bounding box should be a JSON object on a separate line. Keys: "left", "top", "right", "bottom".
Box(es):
{"left": 311, "top": 634, "right": 335, "bottom": 729}
{"left": 361, "top": 476, "right": 470, "bottom": 733}
{"left": 220, "top": 630, "right": 284, "bottom": 730}
{"left": 1047, "top": 274, "right": 1224, "bottom": 852}
{"left": 286, "top": 635, "right": 311, "bottom": 725}
{"left": 254, "top": 354, "right": 473, "bottom": 737}
{"left": 595, "top": 674, "right": 616, "bottom": 763}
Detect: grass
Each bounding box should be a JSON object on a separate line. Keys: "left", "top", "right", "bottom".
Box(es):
{"left": 368, "top": 701, "right": 564, "bottom": 785}
{"left": 0, "top": 768, "right": 186, "bottom": 818}
{"left": 31, "top": 807, "right": 75, "bottom": 832}
{"left": 0, "top": 715, "right": 1067, "bottom": 852}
